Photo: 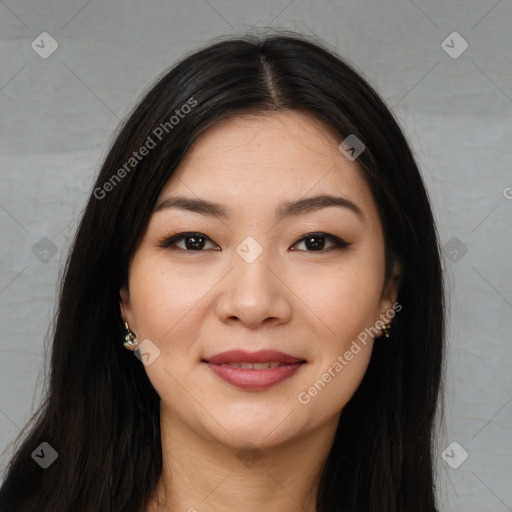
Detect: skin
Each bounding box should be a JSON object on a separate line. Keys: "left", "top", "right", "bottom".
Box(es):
{"left": 120, "top": 110, "right": 401, "bottom": 512}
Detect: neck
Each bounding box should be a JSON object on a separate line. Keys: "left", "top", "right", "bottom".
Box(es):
{"left": 148, "top": 403, "right": 340, "bottom": 512}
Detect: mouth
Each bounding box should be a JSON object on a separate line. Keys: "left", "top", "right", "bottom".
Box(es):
{"left": 202, "top": 349, "right": 306, "bottom": 391}
{"left": 209, "top": 361, "right": 294, "bottom": 369}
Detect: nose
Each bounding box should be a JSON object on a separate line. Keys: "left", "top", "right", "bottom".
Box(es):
{"left": 215, "top": 246, "right": 293, "bottom": 330}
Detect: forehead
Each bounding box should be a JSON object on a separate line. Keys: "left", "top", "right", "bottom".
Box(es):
{"left": 157, "top": 110, "right": 379, "bottom": 225}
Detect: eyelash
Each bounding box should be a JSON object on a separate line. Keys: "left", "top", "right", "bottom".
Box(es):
{"left": 157, "top": 231, "right": 351, "bottom": 253}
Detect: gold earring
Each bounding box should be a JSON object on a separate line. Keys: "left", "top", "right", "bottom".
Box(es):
{"left": 120, "top": 303, "right": 138, "bottom": 350}
{"left": 123, "top": 321, "right": 138, "bottom": 349}
{"left": 381, "top": 323, "right": 391, "bottom": 339}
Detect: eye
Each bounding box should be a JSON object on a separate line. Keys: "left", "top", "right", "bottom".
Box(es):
{"left": 158, "top": 231, "right": 351, "bottom": 253}
{"left": 157, "top": 232, "right": 219, "bottom": 251}
{"left": 290, "top": 232, "right": 351, "bottom": 252}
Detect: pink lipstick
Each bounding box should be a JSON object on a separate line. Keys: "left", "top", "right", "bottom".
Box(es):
{"left": 204, "top": 349, "right": 306, "bottom": 391}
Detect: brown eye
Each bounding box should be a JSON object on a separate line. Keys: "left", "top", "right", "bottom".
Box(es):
{"left": 291, "top": 233, "right": 351, "bottom": 252}
{"left": 158, "top": 232, "right": 219, "bottom": 251}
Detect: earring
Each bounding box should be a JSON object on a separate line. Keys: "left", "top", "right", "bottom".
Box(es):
{"left": 120, "top": 303, "right": 138, "bottom": 350}
{"left": 123, "top": 321, "right": 138, "bottom": 349}
{"left": 381, "top": 323, "right": 391, "bottom": 339}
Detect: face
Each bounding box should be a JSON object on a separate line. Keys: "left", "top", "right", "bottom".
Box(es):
{"left": 120, "top": 110, "right": 400, "bottom": 450}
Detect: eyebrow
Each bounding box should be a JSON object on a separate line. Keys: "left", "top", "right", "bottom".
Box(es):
{"left": 153, "top": 194, "right": 365, "bottom": 222}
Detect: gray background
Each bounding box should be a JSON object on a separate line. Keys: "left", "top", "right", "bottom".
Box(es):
{"left": 1, "top": 0, "right": 511, "bottom": 510}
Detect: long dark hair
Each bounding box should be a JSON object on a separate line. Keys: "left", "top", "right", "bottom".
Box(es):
{"left": 0, "top": 32, "right": 445, "bottom": 512}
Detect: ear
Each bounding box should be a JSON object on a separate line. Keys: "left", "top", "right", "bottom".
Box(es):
{"left": 378, "top": 259, "right": 402, "bottom": 318}
{"left": 119, "top": 285, "right": 135, "bottom": 330}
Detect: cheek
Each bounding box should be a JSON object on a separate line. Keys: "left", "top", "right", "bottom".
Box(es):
{"left": 298, "top": 255, "right": 384, "bottom": 341}
{"left": 306, "top": 343, "right": 373, "bottom": 426}
{"left": 295, "top": 253, "right": 382, "bottom": 413}
{"left": 128, "top": 257, "right": 214, "bottom": 347}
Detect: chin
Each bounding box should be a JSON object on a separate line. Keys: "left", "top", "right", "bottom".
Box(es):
{"left": 199, "top": 413, "right": 305, "bottom": 450}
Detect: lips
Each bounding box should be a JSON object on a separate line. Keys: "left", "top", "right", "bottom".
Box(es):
{"left": 203, "top": 349, "right": 306, "bottom": 391}
{"left": 205, "top": 349, "right": 304, "bottom": 365}
{"left": 215, "top": 361, "right": 283, "bottom": 369}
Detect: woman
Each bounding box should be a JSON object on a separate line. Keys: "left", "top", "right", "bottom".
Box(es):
{"left": 0, "top": 33, "right": 445, "bottom": 512}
